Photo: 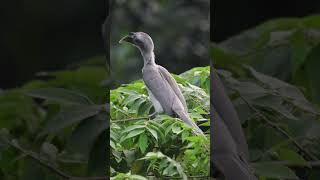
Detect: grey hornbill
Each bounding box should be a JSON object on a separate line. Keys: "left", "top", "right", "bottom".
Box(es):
{"left": 119, "top": 32, "right": 204, "bottom": 135}
{"left": 211, "top": 67, "right": 257, "bottom": 180}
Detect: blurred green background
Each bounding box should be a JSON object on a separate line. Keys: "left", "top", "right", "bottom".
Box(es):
{"left": 110, "top": 0, "right": 210, "bottom": 87}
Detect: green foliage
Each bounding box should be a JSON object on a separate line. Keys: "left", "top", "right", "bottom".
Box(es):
{"left": 110, "top": 67, "right": 210, "bottom": 179}
{"left": 212, "top": 15, "right": 320, "bottom": 107}
{"left": 212, "top": 15, "right": 320, "bottom": 180}
{"left": 0, "top": 56, "right": 108, "bottom": 179}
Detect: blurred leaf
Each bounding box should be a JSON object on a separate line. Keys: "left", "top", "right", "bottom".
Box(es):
{"left": 254, "top": 162, "right": 298, "bottom": 179}
{"left": 304, "top": 44, "right": 320, "bottom": 105}
{"left": 245, "top": 65, "right": 291, "bottom": 89}
{"left": 66, "top": 114, "right": 107, "bottom": 156}
{"left": 278, "top": 148, "right": 309, "bottom": 167}
{"left": 25, "top": 88, "right": 93, "bottom": 105}
{"left": 88, "top": 131, "right": 108, "bottom": 176}
{"left": 43, "top": 105, "right": 101, "bottom": 133}
{"left": 18, "top": 159, "right": 45, "bottom": 180}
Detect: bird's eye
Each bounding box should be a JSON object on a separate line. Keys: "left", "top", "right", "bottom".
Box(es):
{"left": 135, "top": 38, "right": 142, "bottom": 44}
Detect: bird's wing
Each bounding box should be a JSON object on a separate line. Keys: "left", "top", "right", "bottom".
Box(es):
{"left": 143, "top": 66, "right": 204, "bottom": 135}
{"left": 143, "top": 66, "right": 175, "bottom": 115}
{"left": 157, "top": 65, "right": 188, "bottom": 111}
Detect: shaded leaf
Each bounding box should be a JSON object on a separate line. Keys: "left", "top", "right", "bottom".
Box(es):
{"left": 25, "top": 88, "right": 93, "bottom": 105}
{"left": 254, "top": 162, "right": 298, "bottom": 179}
{"left": 43, "top": 105, "right": 101, "bottom": 133}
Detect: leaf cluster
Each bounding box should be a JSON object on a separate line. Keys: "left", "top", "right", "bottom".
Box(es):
{"left": 110, "top": 67, "right": 210, "bottom": 179}
{"left": 0, "top": 56, "right": 108, "bottom": 179}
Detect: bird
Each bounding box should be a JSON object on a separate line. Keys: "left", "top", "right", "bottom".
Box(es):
{"left": 119, "top": 32, "right": 204, "bottom": 136}
{"left": 211, "top": 67, "right": 257, "bottom": 180}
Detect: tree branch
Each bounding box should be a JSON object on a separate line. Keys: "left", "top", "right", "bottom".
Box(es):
{"left": 240, "top": 96, "right": 318, "bottom": 161}
{"left": 253, "top": 161, "right": 320, "bottom": 168}
{"left": 162, "top": 175, "right": 210, "bottom": 179}
{"left": 111, "top": 116, "right": 150, "bottom": 123}
{"left": 8, "top": 140, "right": 70, "bottom": 179}
{"left": 6, "top": 139, "right": 109, "bottom": 180}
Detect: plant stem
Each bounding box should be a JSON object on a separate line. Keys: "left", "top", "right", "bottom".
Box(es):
{"left": 253, "top": 161, "right": 320, "bottom": 167}
{"left": 6, "top": 139, "right": 109, "bottom": 180}
{"left": 240, "top": 96, "right": 318, "bottom": 161}
{"left": 111, "top": 116, "right": 150, "bottom": 123}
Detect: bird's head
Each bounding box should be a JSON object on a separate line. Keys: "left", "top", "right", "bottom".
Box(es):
{"left": 119, "top": 32, "right": 154, "bottom": 53}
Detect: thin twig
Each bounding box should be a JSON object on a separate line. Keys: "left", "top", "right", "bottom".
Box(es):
{"left": 240, "top": 96, "right": 318, "bottom": 161}
{"left": 8, "top": 140, "right": 70, "bottom": 179}
{"left": 111, "top": 116, "right": 150, "bottom": 123}
{"left": 162, "top": 175, "right": 210, "bottom": 179}
{"left": 70, "top": 177, "right": 108, "bottom": 180}
{"left": 258, "top": 135, "right": 305, "bottom": 160}
{"left": 253, "top": 161, "right": 320, "bottom": 168}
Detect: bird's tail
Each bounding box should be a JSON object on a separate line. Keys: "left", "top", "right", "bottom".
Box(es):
{"left": 175, "top": 110, "right": 210, "bottom": 152}
{"left": 174, "top": 110, "right": 205, "bottom": 136}
{"left": 214, "top": 154, "right": 258, "bottom": 180}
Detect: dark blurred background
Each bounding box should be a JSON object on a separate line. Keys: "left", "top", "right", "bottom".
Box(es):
{"left": 110, "top": 0, "right": 210, "bottom": 87}
{"left": 0, "top": 0, "right": 106, "bottom": 89}
{"left": 1, "top": 0, "right": 320, "bottom": 89}
{"left": 212, "top": 0, "right": 320, "bottom": 42}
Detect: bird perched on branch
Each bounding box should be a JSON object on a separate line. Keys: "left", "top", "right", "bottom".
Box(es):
{"left": 119, "top": 32, "right": 204, "bottom": 135}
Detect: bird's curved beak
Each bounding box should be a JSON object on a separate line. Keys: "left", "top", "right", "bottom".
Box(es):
{"left": 119, "top": 33, "right": 134, "bottom": 44}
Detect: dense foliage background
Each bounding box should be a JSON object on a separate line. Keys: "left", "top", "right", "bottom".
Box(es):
{"left": 0, "top": 57, "right": 109, "bottom": 179}
{"left": 213, "top": 15, "right": 320, "bottom": 179}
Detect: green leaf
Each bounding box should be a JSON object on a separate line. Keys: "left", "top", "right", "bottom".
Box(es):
{"left": 245, "top": 65, "right": 291, "bottom": 89}
{"left": 121, "top": 129, "right": 145, "bottom": 142}
{"left": 25, "top": 88, "right": 93, "bottom": 105}
{"left": 304, "top": 44, "right": 320, "bottom": 105}
{"left": 254, "top": 162, "right": 299, "bottom": 179}
{"left": 18, "top": 159, "right": 45, "bottom": 180}
{"left": 146, "top": 127, "right": 158, "bottom": 141}
{"left": 147, "top": 121, "right": 165, "bottom": 141}
{"left": 122, "top": 124, "right": 146, "bottom": 134}
{"left": 123, "top": 95, "right": 141, "bottom": 106}
{"left": 252, "top": 95, "right": 298, "bottom": 120}
{"left": 172, "top": 125, "right": 183, "bottom": 134}
{"left": 88, "top": 131, "right": 108, "bottom": 176}
{"left": 278, "top": 148, "right": 309, "bottom": 167}
{"left": 235, "top": 81, "right": 268, "bottom": 100}
{"left": 138, "top": 133, "right": 148, "bottom": 153}
{"left": 278, "top": 86, "right": 319, "bottom": 114}
{"left": 181, "top": 131, "right": 189, "bottom": 143}
{"left": 43, "top": 105, "right": 101, "bottom": 133}
{"left": 66, "top": 114, "right": 107, "bottom": 155}
{"left": 290, "top": 30, "right": 312, "bottom": 76}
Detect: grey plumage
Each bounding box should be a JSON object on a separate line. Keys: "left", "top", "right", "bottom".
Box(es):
{"left": 211, "top": 67, "right": 257, "bottom": 180}
{"left": 119, "top": 32, "right": 204, "bottom": 135}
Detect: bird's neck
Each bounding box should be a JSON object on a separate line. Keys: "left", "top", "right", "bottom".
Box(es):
{"left": 141, "top": 51, "right": 156, "bottom": 66}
